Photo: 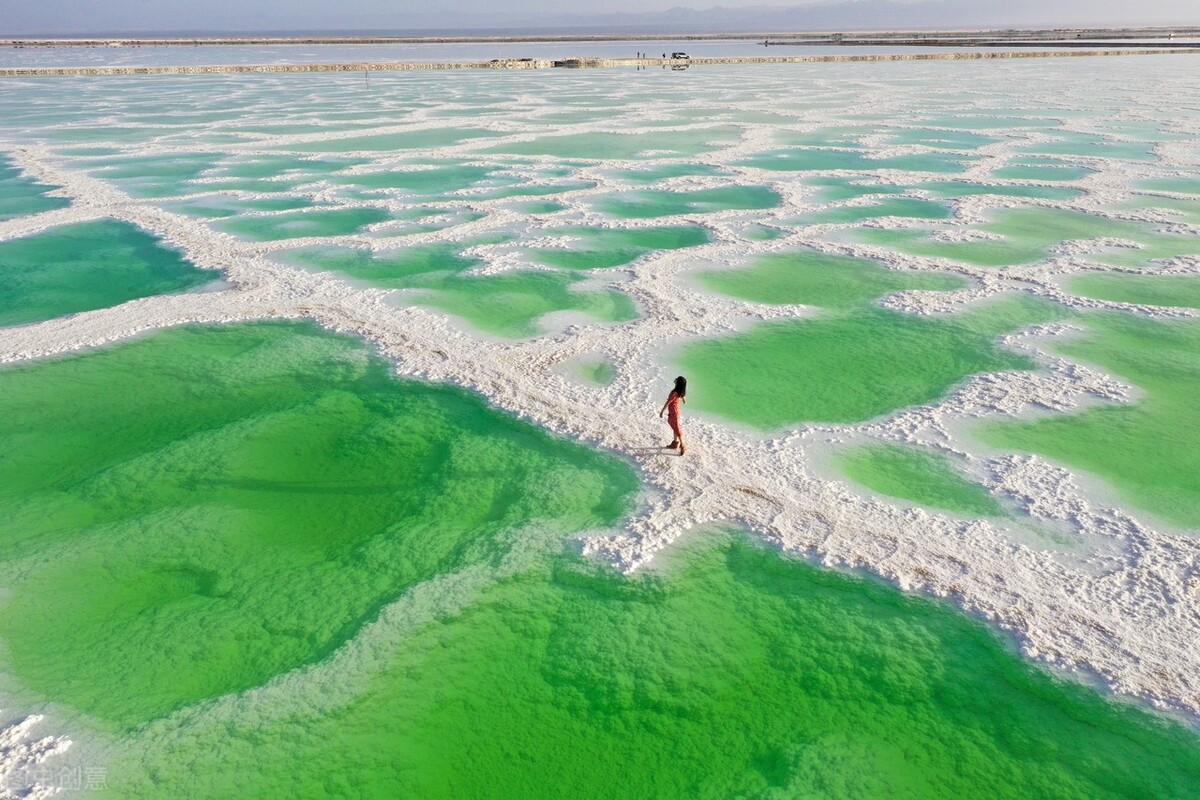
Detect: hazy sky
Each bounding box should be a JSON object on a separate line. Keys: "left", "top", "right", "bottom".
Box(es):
{"left": 2, "top": 0, "right": 1196, "bottom": 36}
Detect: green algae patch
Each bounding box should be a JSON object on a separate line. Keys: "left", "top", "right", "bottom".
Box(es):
{"left": 0, "top": 159, "right": 69, "bottom": 220}
{"left": 0, "top": 322, "right": 639, "bottom": 729}
{"left": 677, "top": 296, "right": 1060, "bottom": 429}
{"left": 1067, "top": 272, "right": 1200, "bottom": 309}
{"left": 0, "top": 220, "right": 219, "bottom": 327}
{"left": 835, "top": 445, "right": 1003, "bottom": 516}
{"left": 697, "top": 249, "right": 967, "bottom": 309}
{"left": 106, "top": 534, "right": 1200, "bottom": 799}
{"left": 597, "top": 186, "right": 780, "bottom": 219}
{"left": 285, "top": 245, "right": 637, "bottom": 338}
{"left": 217, "top": 207, "right": 390, "bottom": 241}
{"left": 532, "top": 225, "right": 709, "bottom": 270}
{"left": 983, "top": 312, "right": 1200, "bottom": 527}
{"left": 852, "top": 207, "right": 1200, "bottom": 268}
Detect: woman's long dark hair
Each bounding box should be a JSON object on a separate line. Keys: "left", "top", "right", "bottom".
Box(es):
{"left": 673, "top": 375, "right": 687, "bottom": 398}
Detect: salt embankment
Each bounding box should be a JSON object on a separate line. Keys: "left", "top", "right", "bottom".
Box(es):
{"left": 3, "top": 48, "right": 1200, "bottom": 77}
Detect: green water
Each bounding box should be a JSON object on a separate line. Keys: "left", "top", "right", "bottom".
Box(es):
{"left": 598, "top": 186, "right": 781, "bottom": 218}
{"left": 1111, "top": 195, "right": 1200, "bottom": 225}
{"left": 473, "top": 181, "right": 596, "bottom": 200}
{"left": 533, "top": 225, "right": 709, "bottom": 270}
{"left": 573, "top": 357, "right": 618, "bottom": 385}
{"left": 743, "top": 148, "right": 876, "bottom": 172}
{"left": 835, "top": 444, "right": 1003, "bottom": 516}
{"left": 852, "top": 208, "right": 1200, "bottom": 268}
{"left": 743, "top": 148, "right": 970, "bottom": 175}
{"left": 775, "top": 127, "right": 869, "bottom": 147}
{"left": 992, "top": 164, "right": 1094, "bottom": 182}
{"left": 916, "top": 115, "right": 1063, "bottom": 131}
{"left": 801, "top": 198, "right": 951, "bottom": 224}
{"left": 687, "top": 250, "right": 1051, "bottom": 428}
{"left": 678, "top": 294, "right": 1059, "bottom": 429}
{"left": 805, "top": 176, "right": 907, "bottom": 202}
{"left": 333, "top": 165, "right": 493, "bottom": 194}
{"left": 104, "top": 532, "right": 1200, "bottom": 799}
{"left": 85, "top": 153, "right": 220, "bottom": 180}
{"left": 696, "top": 249, "right": 967, "bottom": 309}
{"left": 81, "top": 153, "right": 224, "bottom": 199}
{"left": 285, "top": 245, "right": 637, "bottom": 337}
{"left": 0, "top": 322, "right": 639, "bottom": 729}
{"left": 163, "top": 195, "right": 314, "bottom": 219}
{"left": 880, "top": 128, "right": 1000, "bottom": 150}
{"left": 278, "top": 128, "right": 503, "bottom": 153}
{"left": 1067, "top": 273, "right": 1200, "bottom": 309}
{"left": 1138, "top": 178, "right": 1200, "bottom": 195}
{"left": 614, "top": 163, "right": 728, "bottom": 183}
{"left": 1016, "top": 136, "right": 1155, "bottom": 162}
{"left": 519, "top": 200, "right": 567, "bottom": 214}
{"left": 485, "top": 127, "right": 741, "bottom": 160}
{"left": 983, "top": 312, "right": 1200, "bottom": 527}
{"left": 916, "top": 181, "right": 1083, "bottom": 202}
{"left": 744, "top": 225, "right": 786, "bottom": 241}
{"left": 0, "top": 220, "right": 219, "bottom": 327}
{"left": 214, "top": 154, "right": 367, "bottom": 179}
{"left": 217, "top": 207, "right": 391, "bottom": 241}
{"left": 409, "top": 271, "right": 637, "bottom": 337}
{"left": 0, "top": 159, "right": 70, "bottom": 220}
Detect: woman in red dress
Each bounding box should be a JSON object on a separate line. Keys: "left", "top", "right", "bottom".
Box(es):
{"left": 659, "top": 375, "right": 687, "bottom": 455}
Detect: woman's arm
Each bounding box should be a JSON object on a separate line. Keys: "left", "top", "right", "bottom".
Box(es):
{"left": 659, "top": 400, "right": 669, "bottom": 417}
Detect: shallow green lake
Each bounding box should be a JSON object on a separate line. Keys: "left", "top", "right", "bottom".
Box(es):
{"left": 834, "top": 444, "right": 1003, "bottom": 516}
{"left": 983, "top": 313, "right": 1200, "bottom": 527}
{"left": 0, "top": 219, "right": 219, "bottom": 327}
{"left": 102, "top": 532, "right": 1200, "bottom": 799}
{"left": 0, "top": 321, "right": 639, "bottom": 729}
{"left": 0, "top": 158, "right": 70, "bottom": 221}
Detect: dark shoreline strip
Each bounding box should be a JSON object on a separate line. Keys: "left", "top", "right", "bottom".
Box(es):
{"left": 3, "top": 48, "right": 1200, "bottom": 76}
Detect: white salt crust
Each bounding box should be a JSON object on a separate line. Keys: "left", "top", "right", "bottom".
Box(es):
{"left": 0, "top": 715, "right": 70, "bottom": 800}
{"left": 1, "top": 61, "right": 1199, "bottom": 772}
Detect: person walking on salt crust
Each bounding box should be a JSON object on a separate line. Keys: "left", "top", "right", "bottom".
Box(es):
{"left": 659, "top": 375, "right": 687, "bottom": 455}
